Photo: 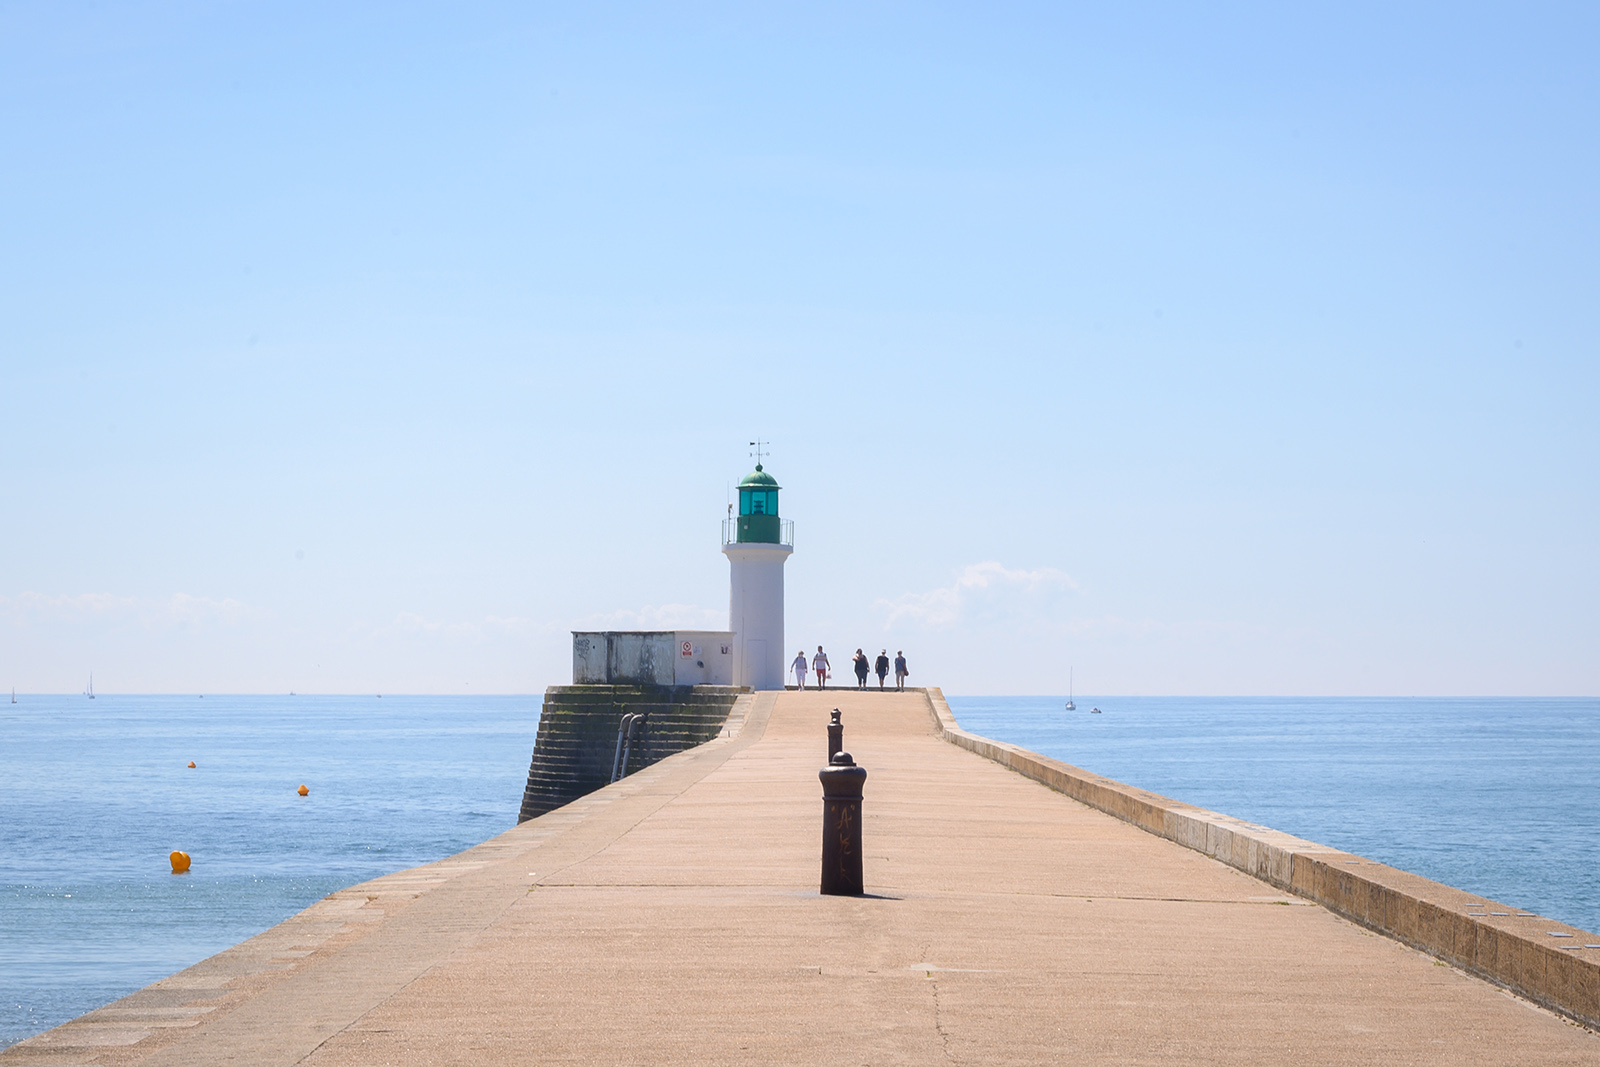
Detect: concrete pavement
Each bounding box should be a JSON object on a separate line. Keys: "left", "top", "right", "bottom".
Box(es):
{"left": 6, "top": 688, "right": 1599, "bottom": 1065}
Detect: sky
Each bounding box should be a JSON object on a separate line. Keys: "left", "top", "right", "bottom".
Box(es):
{"left": 1, "top": 2, "right": 1595, "bottom": 696}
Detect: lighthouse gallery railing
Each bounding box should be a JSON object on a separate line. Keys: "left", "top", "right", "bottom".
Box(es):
{"left": 722, "top": 518, "right": 794, "bottom": 547}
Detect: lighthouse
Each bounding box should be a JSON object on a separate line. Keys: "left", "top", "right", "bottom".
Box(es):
{"left": 723, "top": 462, "right": 794, "bottom": 690}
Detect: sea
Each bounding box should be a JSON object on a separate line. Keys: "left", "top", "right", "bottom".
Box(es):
{"left": 2, "top": 693, "right": 1597, "bottom": 1048}
{"left": 948, "top": 696, "right": 1600, "bottom": 939}
{"left": 0, "top": 694, "right": 539, "bottom": 1049}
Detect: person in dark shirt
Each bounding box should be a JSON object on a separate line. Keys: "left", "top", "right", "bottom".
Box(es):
{"left": 852, "top": 649, "right": 870, "bottom": 689}
{"left": 894, "top": 651, "right": 908, "bottom": 690}
{"left": 874, "top": 650, "right": 890, "bottom": 689}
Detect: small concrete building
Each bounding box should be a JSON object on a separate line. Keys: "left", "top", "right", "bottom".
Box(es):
{"left": 571, "top": 630, "right": 735, "bottom": 687}
{"left": 722, "top": 463, "right": 793, "bottom": 690}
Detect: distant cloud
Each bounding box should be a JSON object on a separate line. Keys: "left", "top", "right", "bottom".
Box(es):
{"left": 1051, "top": 614, "right": 1280, "bottom": 644}
{"left": 577, "top": 603, "right": 725, "bottom": 631}
{"left": 878, "top": 562, "right": 1079, "bottom": 628}
{"left": 390, "top": 611, "right": 444, "bottom": 634}
{"left": 1057, "top": 614, "right": 1164, "bottom": 640}
{"left": 481, "top": 614, "right": 534, "bottom": 633}
{"left": 0, "top": 591, "right": 261, "bottom": 629}
{"left": 161, "top": 593, "right": 257, "bottom": 626}
{"left": 373, "top": 604, "right": 724, "bottom": 643}
{"left": 1, "top": 591, "right": 138, "bottom": 619}
{"left": 382, "top": 612, "right": 536, "bottom": 639}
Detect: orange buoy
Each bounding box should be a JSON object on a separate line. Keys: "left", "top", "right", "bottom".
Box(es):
{"left": 187, "top": 761, "right": 196, "bottom": 768}
{"left": 297, "top": 784, "right": 309, "bottom": 796}
{"left": 170, "top": 850, "right": 191, "bottom": 873}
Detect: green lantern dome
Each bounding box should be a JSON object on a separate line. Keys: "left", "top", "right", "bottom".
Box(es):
{"left": 737, "top": 466, "right": 780, "bottom": 490}
{"left": 734, "top": 465, "right": 782, "bottom": 543}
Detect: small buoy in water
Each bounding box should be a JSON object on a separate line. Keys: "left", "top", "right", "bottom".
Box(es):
{"left": 187, "top": 761, "right": 196, "bottom": 768}
{"left": 170, "top": 850, "right": 191, "bottom": 873}
{"left": 297, "top": 784, "right": 309, "bottom": 796}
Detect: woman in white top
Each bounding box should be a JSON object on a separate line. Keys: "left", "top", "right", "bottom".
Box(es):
{"left": 812, "top": 646, "right": 830, "bottom": 690}
{"left": 792, "top": 651, "right": 809, "bottom": 689}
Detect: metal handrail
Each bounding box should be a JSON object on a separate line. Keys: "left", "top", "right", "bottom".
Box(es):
{"left": 610, "top": 714, "right": 634, "bottom": 783}
{"left": 721, "top": 518, "right": 794, "bottom": 547}
{"left": 610, "top": 711, "right": 648, "bottom": 783}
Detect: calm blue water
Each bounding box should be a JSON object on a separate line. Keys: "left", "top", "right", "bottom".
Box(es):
{"left": 948, "top": 696, "right": 1600, "bottom": 937}
{"left": 0, "top": 694, "right": 537, "bottom": 1049}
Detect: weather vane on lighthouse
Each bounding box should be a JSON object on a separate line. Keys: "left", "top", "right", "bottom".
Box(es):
{"left": 749, "top": 439, "right": 769, "bottom": 467}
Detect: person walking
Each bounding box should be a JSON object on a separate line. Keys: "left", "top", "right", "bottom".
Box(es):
{"left": 874, "top": 650, "right": 890, "bottom": 689}
{"left": 852, "top": 649, "right": 869, "bottom": 689}
{"left": 791, "top": 650, "right": 808, "bottom": 689}
{"left": 894, "top": 651, "right": 908, "bottom": 690}
{"left": 812, "top": 646, "right": 830, "bottom": 690}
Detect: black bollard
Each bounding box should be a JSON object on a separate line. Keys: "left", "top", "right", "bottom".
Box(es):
{"left": 819, "top": 750, "right": 867, "bottom": 896}
{"left": 827, "top": 709, "right": 843, "bottom": 762}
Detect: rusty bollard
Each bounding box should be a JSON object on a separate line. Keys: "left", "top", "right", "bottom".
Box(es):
{"left": 827, "top": 709, "right": 843, "bottom": 762}
{"left": 819, "top": 750, "right": 867, "bottom": 896}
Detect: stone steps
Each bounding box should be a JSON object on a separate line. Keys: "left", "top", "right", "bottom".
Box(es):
{"left": 517, "top": 685, "right": 746, "bottom": 823}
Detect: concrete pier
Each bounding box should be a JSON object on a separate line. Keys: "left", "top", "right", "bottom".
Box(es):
{"left": 7, "top": 689, "right": 1599, "bottom": 1065}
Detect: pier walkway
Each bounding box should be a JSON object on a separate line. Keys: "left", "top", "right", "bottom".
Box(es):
{"left": 7, "top": 690, "right": 1599, "bottom": 1065}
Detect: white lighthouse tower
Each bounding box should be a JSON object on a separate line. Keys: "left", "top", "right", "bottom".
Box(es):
{"left": 722, "top": 460, "right": 793, "bottom": 690}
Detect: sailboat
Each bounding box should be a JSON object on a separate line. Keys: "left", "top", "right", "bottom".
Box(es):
{"left": 10, "top": 687, "right": 15, "bottom": 704}
{"left": 84, "top": 674, "right": 95, "bottom": 699}
{"left": 1064, "top": 668, "right": 1075, "bottom": 711}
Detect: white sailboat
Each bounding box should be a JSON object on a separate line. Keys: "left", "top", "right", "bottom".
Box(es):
{"left": 1065, "top": 667, "right": 1075, "bottom": 711}
{"left": 84, "top": 673, "right": 95, "bottom": 699}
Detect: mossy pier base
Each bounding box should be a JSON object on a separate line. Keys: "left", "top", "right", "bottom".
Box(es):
{"left": 517, "top": 685, "right": 746, "bottom": 822}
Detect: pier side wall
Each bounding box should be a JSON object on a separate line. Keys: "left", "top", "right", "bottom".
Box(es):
{"left": 518, "top": 685, "right": 746, "bottom": 822}
{"left": 924, "top": 688, "right": 1600, "bottom": 1030}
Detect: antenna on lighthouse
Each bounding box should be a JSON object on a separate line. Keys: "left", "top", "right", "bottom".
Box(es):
{"left": 749, "top": 439, "right": 768, "bottom": 467}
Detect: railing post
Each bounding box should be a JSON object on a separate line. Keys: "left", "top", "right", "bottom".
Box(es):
{"left": 619, "top": 711, "right": 646, "bottom": 780}
{"left": 611, "top": 713, "right": 636, "bottom": 783}
{"left": 827, "top": 709, "right": 843, "bottom": 762}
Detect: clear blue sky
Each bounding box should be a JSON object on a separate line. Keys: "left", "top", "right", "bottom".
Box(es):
{"left": 2, "top": 2, "right": 1595, "bottom": 695}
